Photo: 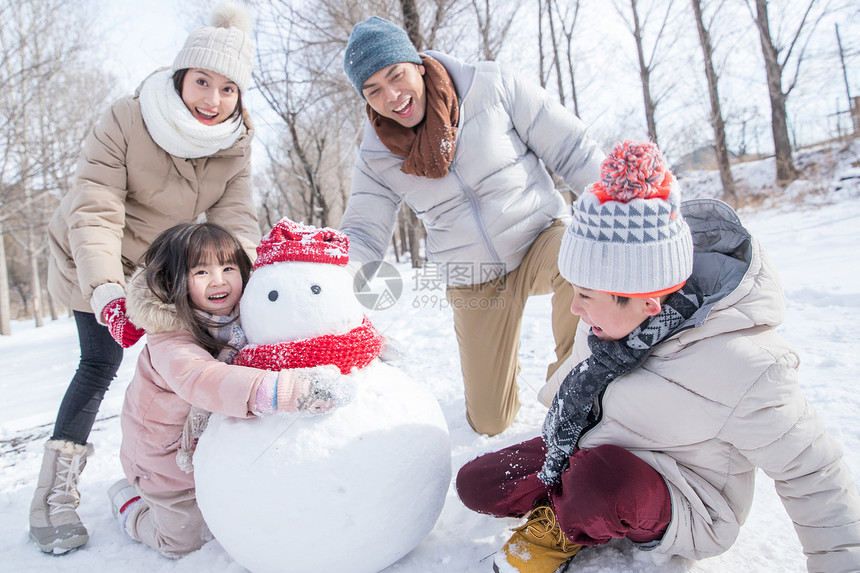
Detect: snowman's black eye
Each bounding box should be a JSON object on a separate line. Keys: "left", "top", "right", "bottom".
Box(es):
{"left": 310, "top": 285, "right": 321, "bottom": 295}
{"left": 268, "top": 290, "right": 279, "bottom": 302}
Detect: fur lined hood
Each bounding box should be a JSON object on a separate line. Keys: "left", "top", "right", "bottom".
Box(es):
{"left": 125, "top": 268, "right": 185, "bottom": 334}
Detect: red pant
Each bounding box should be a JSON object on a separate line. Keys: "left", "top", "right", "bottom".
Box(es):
{"left": 456, "top": 437, "right": 671, "bottom": 545}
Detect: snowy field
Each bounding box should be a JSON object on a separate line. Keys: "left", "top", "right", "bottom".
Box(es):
{"left": 1, "top": 141, "right": 860, "bottom": 572}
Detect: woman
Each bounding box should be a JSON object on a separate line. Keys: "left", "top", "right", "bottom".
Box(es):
{"left": 29, "top": 1, "right": 260, "bottom": 554}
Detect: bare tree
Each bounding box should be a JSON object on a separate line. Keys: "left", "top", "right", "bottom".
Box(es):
{"left": 402, "top": 0, "right": 463, "bottom": 52}
{"left": 744, "top": 0, "right": 829, "bottom": 185}
{"left": 247, "top": 0, "right": 468, "bottom": 267}
{"left": 0, "top": 221, "right": 9, "bottom": 334}
{"left": 537, "top": 0, "right": 548, "bottom": 88}
{"left": 470, "top": 0, "right": 520, "bottom": 61}
{"left": 249, "top": 0, "right": 363, "bottom": 228}
{"left": 691, "top": 0, "right": 737, "bottom": 205}
{"left": 544, "top": 0, "right": 566, "bottom": 104}
{"left": 0, "top": 0, "right": 114, "bottom": 331}
{"left": 614, "top": 0, "right": 680, "bottom": 146}
{"left": 550, "top": 0, "right": 585, "bottom": 116}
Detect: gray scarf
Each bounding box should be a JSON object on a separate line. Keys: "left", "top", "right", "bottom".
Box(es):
{"left": 539, "top": 282, "right": 706, "bottom": 485}
{"left": 176, "top": 309, "right": 247, "bottom": 473}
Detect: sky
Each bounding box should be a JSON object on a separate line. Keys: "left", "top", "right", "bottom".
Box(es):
{"left": 1, "top": 138, "right": 859, "bottom": 571}
{"left": 99, "top": 0, "right": 188, "bottom": 93}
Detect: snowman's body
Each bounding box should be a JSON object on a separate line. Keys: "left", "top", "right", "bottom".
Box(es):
{"left": 193, "top": 225, "right": 451, "bottom": 573}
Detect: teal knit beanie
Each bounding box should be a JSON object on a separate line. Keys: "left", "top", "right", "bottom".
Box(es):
{"left": 343, "top": 16, "right": 423, "bottom": 98}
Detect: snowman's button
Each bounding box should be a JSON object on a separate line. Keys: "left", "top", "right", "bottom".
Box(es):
{"left": 311, "top": 285, "right": 321, "bottom": 294}
{"left": 268, "top": 290, "right": 278, "bottom": 301}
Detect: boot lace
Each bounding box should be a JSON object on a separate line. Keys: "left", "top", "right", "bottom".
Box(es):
{"left": 46, "top": 450, "right": 85, "bottom": 516}
{"left": 515, "top": 504, "right": 578, "bottom": 553}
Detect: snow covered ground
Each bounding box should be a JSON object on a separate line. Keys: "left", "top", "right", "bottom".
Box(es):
{"left": 2, "top": 140, "right": 859, "bottom": 572}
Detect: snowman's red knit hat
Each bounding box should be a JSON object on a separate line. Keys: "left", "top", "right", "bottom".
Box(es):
{"left": 254, "top": 218, "right": 350, "bottom": 269}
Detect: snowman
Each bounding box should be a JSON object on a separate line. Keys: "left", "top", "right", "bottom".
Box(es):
{"left": 193, "top": 218, "right": 451, "bottom": 573}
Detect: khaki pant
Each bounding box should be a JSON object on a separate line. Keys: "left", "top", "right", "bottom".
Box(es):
{"left": 446, "top": 221, "right": 578, "bottom": 436}
{"left": 126, "top": 481, "right": 210, "bottom": 558}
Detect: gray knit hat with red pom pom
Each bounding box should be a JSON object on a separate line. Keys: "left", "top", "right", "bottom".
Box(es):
{"left": 172, "top": 1, "right": 255, "bottom": 93}
{"left": 558, "top": 141, "right": 693, "bottom": 297}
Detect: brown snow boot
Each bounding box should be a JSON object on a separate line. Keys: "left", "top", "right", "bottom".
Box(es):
{"left": 492, "top": 503, "right": 582, "bottom": 573}
{"left": 29, "top": 439, "right": 93, "bottom": 554}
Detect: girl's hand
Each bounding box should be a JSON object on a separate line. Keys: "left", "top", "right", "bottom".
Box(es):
{"left": 289, "top": 365, "right": 351, "bottom": 414}
{"left": 255, "top": 365, "right": 353, "bottom": 415}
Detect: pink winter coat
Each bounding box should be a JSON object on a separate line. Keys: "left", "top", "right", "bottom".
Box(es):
{"left": 121, "top": 270, "right": 275, "bottom": 494}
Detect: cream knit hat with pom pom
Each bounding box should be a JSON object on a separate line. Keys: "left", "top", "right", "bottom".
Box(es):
{"left": 172, "top": 1, "right": 255, "bottom": 93}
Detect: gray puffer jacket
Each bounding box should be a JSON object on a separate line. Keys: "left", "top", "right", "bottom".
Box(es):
{"left": 340, "top": 51, "right": 604, "bottom": 286}
{"left": 540, "top": 199, "right": 860, "bottom": 572}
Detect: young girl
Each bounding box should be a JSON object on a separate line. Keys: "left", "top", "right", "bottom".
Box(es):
{"left": 31, "top": 3, "right": 262, "bottom": 554}
{"left": 108, "top": 223, "right": 341, "bottom": 558}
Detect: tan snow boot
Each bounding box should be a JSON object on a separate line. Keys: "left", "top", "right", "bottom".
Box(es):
{"left": 493, "top": 503, "right": 582, "bottom": 573}
{"left": 29, "top": 439, "right": 93, "bottom": 554}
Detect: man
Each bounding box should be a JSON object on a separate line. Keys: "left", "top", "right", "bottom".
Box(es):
{"left": 340, "top": 16, "right": 604, "bottom": 436}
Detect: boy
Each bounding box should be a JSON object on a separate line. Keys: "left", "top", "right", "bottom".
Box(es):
{"left": 456, "top": 141, "right": 860, "bottom": 573}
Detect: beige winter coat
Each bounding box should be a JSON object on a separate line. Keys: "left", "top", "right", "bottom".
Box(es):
{"left": 540, "top": 199, "right": 860, "bottom": 572}
{"left": 120, "top": 270, "right": 274, "bottom": 494}
{"left": 47, "top": 78, "right": 259, "bottom": 315}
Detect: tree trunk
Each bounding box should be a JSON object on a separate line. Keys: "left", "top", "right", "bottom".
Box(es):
{"left": 398, "top": 206, "right": 409, "bottom": 260}
{"left": 400, "top": 0, "right": 425, "bottom": 50}
{"left": 538, "top": 0, "right": 547, "bottom": 88}
{"left": 545, "top": 0, "right": 565, "bottom": 104}
{"left": 0, "top": 229, "right": 11, "bottom": 335}
{"left": 753, "top": 0, "right": 798, "bottom": 185}
{"left": 630, "top": 0, "right": 659, "bottom": 145}
{"left": 566, "top": 48, "right": 580, "bottom": 117}
{"left": 391, "top": 234, "right": 400, "bottom": 263}
{"left": 406, "top": 208, "right": 422, "bottom": 268}
{"left": 47, "top": 289, "right": 59, "bottom": 321}
{"left": 691, "top": 0, "right": 737, "bottom": 205}
{"left": 28, "top": 226, "right": 43, "bottom": 327}
{"left": 401, "top": 0, "right": 425, "bottom": 269}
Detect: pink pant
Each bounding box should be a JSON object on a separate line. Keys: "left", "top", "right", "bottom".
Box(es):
{"left": 456, "top": 437, "right": 671, "bottom": 545}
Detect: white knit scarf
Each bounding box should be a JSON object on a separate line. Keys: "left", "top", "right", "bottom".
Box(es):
{"left": 139, "top": 69, "right": 243, "bottom": 159}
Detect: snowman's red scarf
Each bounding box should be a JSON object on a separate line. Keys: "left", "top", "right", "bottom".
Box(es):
{"left": 235, "top": 317, "right": 382, "bottom": 375}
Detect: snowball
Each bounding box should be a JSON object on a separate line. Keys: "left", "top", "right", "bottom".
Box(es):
{"left": 194, "top": 361, "right": 451, "bottom": 573}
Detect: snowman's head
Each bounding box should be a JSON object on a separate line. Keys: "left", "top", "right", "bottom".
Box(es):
{"left": 240, "top": 218, "right": 364, "bottom": 345}
{"left": 240, "top": 261, "right": 364, "bottom": 344}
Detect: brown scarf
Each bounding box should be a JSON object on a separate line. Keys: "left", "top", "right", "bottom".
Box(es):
{"left": 368, "top": 55, "right": 459, "bottom": 179}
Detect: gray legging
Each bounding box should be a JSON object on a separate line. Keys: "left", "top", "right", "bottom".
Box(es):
{"left": 51, "top": 310, "right": 123, "bottom": 445}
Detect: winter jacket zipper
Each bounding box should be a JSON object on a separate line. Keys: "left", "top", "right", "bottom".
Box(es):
{"left": 450, "top": 165, "right": 502, "bottom": 268}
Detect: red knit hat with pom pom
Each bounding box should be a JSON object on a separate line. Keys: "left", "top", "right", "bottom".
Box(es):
{"left": 254, "top": 217, "right": 350, "bottom": 269}
{"left": 558, "top": 141, "right": 693, "bottom": 298}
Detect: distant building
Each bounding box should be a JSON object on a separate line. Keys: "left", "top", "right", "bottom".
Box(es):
{"left": 672, "top": 146, "right": 739, "bottom": 173}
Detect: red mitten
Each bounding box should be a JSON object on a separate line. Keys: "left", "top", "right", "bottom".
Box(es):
{"left": 102, "top": 298, "right": 145, "bottom": 348}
